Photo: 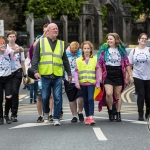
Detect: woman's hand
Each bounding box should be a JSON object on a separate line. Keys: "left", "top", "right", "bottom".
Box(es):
{"left": 76, "top": 85, "right": 80, "bottom": 89}
{"left": 129, "top": 76, "right": 134, "bottom": 83}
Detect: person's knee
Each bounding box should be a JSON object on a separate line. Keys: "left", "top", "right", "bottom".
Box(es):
{"left": 6, "top": 95, "right": 12, "bottom": 99}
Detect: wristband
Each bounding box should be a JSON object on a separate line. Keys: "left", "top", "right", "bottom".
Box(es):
{"left": 23, "top": 74, "right": 27, "bottom": 78}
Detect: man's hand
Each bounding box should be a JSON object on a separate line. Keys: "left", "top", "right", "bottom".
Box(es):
{"left": 34, "top": 73, "right": 41, "bottom": 79}
{"left": 68, "top": 76, "right": 72, "bottom": 83}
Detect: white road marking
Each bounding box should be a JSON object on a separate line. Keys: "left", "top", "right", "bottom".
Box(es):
{"left": 25, "top": 96, "right": 29, "bottom": 99}
{"left": 93, "top": 127, "right": 107, "bottom": 141}
{"left": 9, "top": 122, "right": 53, "bottom": 129}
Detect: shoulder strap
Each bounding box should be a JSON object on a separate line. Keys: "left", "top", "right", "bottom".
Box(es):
{"left": 133, "top": 49, "right": 135, "bottom": 55}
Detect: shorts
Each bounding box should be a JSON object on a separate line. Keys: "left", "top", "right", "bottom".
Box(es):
{"left": 104, "top": 66, "right": 123, "bottom": 86}
{"left": 64, "top": 79, "right": 83, "bottom": 102}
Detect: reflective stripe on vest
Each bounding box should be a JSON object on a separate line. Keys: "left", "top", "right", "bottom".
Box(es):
{"left": 76, "top": 56, "right": 97, "bottom": 84}
{"left": 38, "top": 38, "right": 64, "bottom": 76}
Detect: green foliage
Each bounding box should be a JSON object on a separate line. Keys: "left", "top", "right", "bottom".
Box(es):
{"left": 122, "top": 0, "right": 150, "bottom": 21}
{"left": 27, "top": 0, "right": 85, "bottom": 19}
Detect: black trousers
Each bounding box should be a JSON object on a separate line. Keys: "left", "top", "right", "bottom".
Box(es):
{"left": 11, "top": 68, "right": 22, "bottom": 117}
{"left": 0, "top": 75, "right": 12, "bottom": 118}
{"left": 134, "top": 77, "right": 150, "bottom": 113}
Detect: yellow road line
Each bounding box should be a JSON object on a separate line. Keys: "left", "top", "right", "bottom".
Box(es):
{"left": 121, "top": 85, "right": 134, "bottom": 103}
{"left": 126, "top": 87, "right": 135, "bottom": 103}
{"left": 19, "top": 94, "right": 27, "bottom": 99}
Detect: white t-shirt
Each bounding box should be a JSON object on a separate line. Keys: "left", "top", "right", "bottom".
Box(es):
{"left": 0, "top": 49, "right": 14, "bottom": 77}
{"left": 106, "top": 47, "right": 121, "bottom": 66}
{"left": 24, "top": 57, "right": 31, "bottom": 74}
{"left": 128, "top": 47, "right": 150, "bottom": 80}
{"left": 7, "top": 44, "right": 25, "bottom": 72}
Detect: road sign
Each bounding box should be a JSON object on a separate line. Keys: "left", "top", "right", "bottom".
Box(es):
{"left": 0, "top": 20, "right": 4, "bottom": 36}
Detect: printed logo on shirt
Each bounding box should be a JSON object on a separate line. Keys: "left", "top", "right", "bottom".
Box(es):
{"left": 135, "top": 53, "right": 148, "bottom": 63}
{"left": 0, "top": 55, "right": 11, "bottom": 71}
{"left": 107, "top": 51, "right": 121, "bottom": 64}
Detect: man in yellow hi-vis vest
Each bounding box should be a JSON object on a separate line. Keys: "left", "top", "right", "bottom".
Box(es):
{"left": 32, "top": 23, "right": 72, "bottom": 126}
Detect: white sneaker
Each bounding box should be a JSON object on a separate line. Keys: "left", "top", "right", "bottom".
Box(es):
{"left": 54, "top": 120, "right": 60, "bottom": 126}
{"left": 44, "top": 113, "right": 49, "bottom": 123}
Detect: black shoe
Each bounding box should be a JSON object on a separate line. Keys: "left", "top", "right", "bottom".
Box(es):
{"left": 71, "top": 117, "right": 78, "bottom": 123}
{"left": 78, "top": 113, "right": 84, "bottom": 122}
{"left": 34, "top": 100, "right": 37, "bottom": 104}
{"left": 0, "top": 118, "right": 4, "bottom": 124}
{"left": 145, "top": 109, "right": 150, "bottom": 119}
{"left": 4, "top": 116, "right": 11, "bottom": 124}
{"left": 138, "top": 112, "right": 144, "bottom": 121}
{"left": 109, "top": 110, "right": 114, "bottom": 121}
{"left": 37, "top": 116, "right": 43, "bottom": 123}
{"left": 11, "top": 116, "right": 18, "bottom": 122}
{"left": 49, "top": 115, "right": 53, "bottom": 122}
{"left": 116, "top": 112, "right": 121, "bottom": 122}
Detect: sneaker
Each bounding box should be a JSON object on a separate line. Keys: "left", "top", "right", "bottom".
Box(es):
{"left": 89, "top": 117, "right": 96, "bottom": 125}
{"left": 11, "top": 116, "right": 18, "bottom": 122}
{"left": 78, "top": 113, "right": 84, "bottom": 122}
{"left": 4, "top": 116, "right": 11, "bottom": 124}
{"left": 54, "top": 120, "right": 61, "bottom": 126}
{"left": 44, "top": 113, "right": 49, "bottom": 123}
{"left": 71, "top": 117, "right": 78, "bottom": 123}
{"left": 37, "top": 116, "right": 43, "bottom": 123}
{"left": 49, "top": 115, "right": 53, "bottom": 122}
{"left": 84, "top": 117, "right": 90, "bottom": 125}
{"left": 0, "top": 118, "right": 4, "bottom": 124}
{"left": 60, "top": 113, "right": 63, "bottom": 120}
{"left": 34, "top": 100, "right": 37, "bottom": 104}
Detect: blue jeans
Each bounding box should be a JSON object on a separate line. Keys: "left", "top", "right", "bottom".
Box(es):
{"left": 80, "top": 85, "right": 95, "bottom": 117}
{"left": 29, "top": 82, "right": 37, "bottom": 102}
{"left": 41, "top": 77, "right": 62, "bottom": 120}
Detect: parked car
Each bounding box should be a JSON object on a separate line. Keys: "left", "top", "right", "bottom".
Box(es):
{"left": 125, "top": 47, "right": 133, "bottom": 55}
{"left": 146, "top": 39, "right": 150, "bottom": 47}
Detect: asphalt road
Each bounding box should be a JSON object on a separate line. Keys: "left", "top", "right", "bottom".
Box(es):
{"left": 0, "top": 84, "right": 150, "bottom": 150}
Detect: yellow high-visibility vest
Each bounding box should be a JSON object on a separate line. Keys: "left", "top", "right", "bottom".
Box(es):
{"left": 38, "top": 38, "right": 64, "bottom": 76}
{"left": 76, "top": 56, "right": 97, "bottom": 84}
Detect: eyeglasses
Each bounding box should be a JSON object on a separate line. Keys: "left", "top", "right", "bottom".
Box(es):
{"left": 140, "top": 38, "right": 148, "bottom": 40}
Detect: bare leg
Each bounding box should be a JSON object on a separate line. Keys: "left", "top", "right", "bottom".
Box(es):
{"left": 114, "top": 86, "right": 122, "bottom": 112}
{"left": 69, "top": 100, "right": 77, "bottom": 116}
{"left": 49, "top": 94, "right": 53, "bottom": 115}
{"left": 104, "top": 84, "right": 113, "bottom": 110}
{"left": 78, "top": 97, "right": 84, "bottom": 112}
{"left": 37, "top": 98, "right": 42, "bottom": 116}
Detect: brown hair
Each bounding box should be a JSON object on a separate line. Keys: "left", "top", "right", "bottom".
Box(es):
{"left": 81, "top": 41, "right": 94, "bottom": 60}
{"left": 106, "top": 33, "right": 122, "bottom": 47}
{"left": 138, "top": 33, "right": 148, "bottom": 40}
{"left": 7, "top": 30, "right": 17, "bottom": 37}
{"left": 43, "top": 23, "right": 49, "bottom": 29}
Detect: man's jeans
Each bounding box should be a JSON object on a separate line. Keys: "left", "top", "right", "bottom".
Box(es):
{"left": 41, "top": 77, "right": 62, "bottom": 121}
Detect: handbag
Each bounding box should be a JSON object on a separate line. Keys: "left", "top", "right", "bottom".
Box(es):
{"left": 93, "top": 87, "right": 103, "bottom": 101}
{"left": 27, "top": 68, "right": 36, "bottom": 79}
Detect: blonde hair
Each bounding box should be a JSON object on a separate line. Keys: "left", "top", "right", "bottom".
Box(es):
{"left": 70, "top": 41, "right": 79, "bottom": 50}
{"left": 81, "top": 41, "right": 94, "bottom": 60}
{"left": 106, "top": 33, "right": 122, "bottom": 47}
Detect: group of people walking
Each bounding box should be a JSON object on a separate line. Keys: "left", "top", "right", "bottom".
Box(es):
{"left": 1, "top": 23, "right": 150, "bottom": 126}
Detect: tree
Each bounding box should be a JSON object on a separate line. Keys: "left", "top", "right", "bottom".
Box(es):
{"left": 122, "top": 0, "right": 150, "bottom": 21}
{"left": 27, "top": 0, "right": 85, "bottom": 19}
{"left": 2, "top": 0, "right": 28, "bottom": 30}
{"left": 0, "top": 2, "right": 18, "bottom": 30}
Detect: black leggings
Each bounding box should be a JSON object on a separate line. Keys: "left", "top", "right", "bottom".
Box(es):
{"left": 134, "top": 77, "right": 150, "bottom": 113}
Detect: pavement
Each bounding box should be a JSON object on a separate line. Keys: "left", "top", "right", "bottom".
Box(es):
{"left": 0, "top": 84, "right": 150, "bottom": 150}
